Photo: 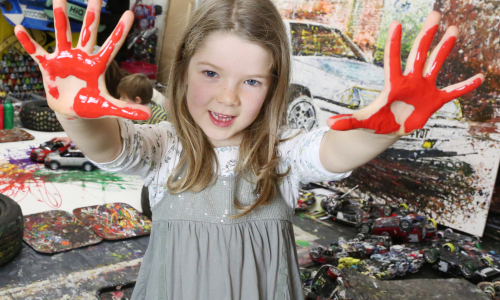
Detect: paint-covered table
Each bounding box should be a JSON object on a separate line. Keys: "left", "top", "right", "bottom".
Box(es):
{"left": 0, "top": 128, "right": 144, "bottom": 216}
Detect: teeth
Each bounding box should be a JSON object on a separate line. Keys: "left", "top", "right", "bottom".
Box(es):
{"left": 211, "top": 111, "right": 234, "bottom": 122}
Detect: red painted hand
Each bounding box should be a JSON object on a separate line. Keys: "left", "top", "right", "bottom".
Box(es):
{"left": 14, "top": 0, "right": 151, "bottom": 120}
{"left": 327, "top": 12, "right": 484, "bottom": 135}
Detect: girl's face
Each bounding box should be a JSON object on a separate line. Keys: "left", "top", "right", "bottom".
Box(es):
{"left": 186, "top": 32, "right": 272, "bottom": 147}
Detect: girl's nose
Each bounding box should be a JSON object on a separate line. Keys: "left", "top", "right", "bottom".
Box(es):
{"left": 217, "top": 86, "right": 240, "bottom": 106}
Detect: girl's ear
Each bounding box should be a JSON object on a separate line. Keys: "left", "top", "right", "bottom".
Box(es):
{"left": 134, "top": 96, "right": 142, "bottom": 104}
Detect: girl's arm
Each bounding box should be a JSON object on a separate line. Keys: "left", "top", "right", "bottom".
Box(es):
{"left": 55, "top": 114, "right": 122, "bottom": 163}
{"left": 319, "top": 12, "right": 484, "bottom": 173}
{"left": 15, "top": 0, "right": 151, "bottom": 163}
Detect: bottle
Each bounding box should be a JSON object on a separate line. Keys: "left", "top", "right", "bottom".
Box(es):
{"left": 0, "top": 102, "right": 3, "bottom": 130}
{"left": 3, "top": 100, "right": 13, "bottom": 129}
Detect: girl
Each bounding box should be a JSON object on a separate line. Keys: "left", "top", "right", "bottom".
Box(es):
{"left": 15, "top": 0, "right": 483, "bottom": 299}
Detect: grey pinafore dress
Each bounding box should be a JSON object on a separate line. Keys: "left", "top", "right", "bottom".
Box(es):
{"left": 131, "top": 174, "right": 304, "bottom": 300}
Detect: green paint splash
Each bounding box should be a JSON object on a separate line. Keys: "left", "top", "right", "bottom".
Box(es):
{"left": 34, "top": 169, "right": 140, "bottom": 191}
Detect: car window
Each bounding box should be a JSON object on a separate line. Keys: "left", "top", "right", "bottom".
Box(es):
{"left": 74, "top": 152, "right": 84, "bottom": 158}
{"left": 63, "top": 152, "right": 72, "bottom": 157}
{"left": 289, "top": 22, "right": 366, "bottom": 62}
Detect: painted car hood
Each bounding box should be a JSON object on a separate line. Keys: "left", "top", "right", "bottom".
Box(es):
{"left": 293, "top": 56, "right": 385, "bottom": 89}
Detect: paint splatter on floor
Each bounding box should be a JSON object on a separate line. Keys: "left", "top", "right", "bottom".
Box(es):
{"left": 74, "top": 203, "right": 151, "bottom": 240}
{"left": 23, "top": 210, "right": 102, "bottom": 253}
{"left": 0, "top": 148, "right": 140, "bottom": 208}
{"left": 0, "top": 129, "right": 34, "bottom": 143}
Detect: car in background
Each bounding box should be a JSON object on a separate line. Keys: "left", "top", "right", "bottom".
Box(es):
{"left": 284, "top": 20, "right": 470, "bottom": 158}
{"left": 44, "top": 148, "right": 95, "bottom": 171}
{"left": 30, "top": 140, "right": 70, "bottom": 162}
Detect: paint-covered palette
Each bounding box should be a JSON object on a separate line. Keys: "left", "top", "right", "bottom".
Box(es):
{"left": 0, "top": 129, "right": 34, "bottom": 143}
{"left": 23, "top": 210, "right": 103, "bottom": 253}
{"left": 73, "top": 203, "right": 152, "bottom": 240}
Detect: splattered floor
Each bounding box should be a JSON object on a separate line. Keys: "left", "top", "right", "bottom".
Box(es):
{"left": 1, "top": 213, "right": 500, "bottom": 299}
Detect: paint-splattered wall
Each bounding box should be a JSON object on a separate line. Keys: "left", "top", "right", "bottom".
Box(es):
{"left": 274, "top": 0, "right": 500, "bottom": 236}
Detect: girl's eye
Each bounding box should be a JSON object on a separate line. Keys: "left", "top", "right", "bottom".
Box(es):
{"left": 204, "top": 71, "right": 218, "bottom": 78}
{"left": 245, "top": 79, "right": 260, "bottom": 86}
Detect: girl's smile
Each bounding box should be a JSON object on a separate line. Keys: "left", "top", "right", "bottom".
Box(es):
{"left": 209, "top": 111, "right": 236, "bottom": 127}
{"left": 186, "top": 31, "right": 272, "bottom": 147}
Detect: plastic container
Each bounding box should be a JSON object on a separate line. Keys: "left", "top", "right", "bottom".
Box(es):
{"left": 0, "top": 103, "right": 3, "bottom": 129}
{"left": 3, "top": 101, "right": 13, "bottom": 129}
{"left": 121, "top": 61, "right": 158, "bottom": 81}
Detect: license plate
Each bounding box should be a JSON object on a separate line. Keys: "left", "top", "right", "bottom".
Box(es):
{"left": 337, "top": 212, "right": 343, "bottom": 219}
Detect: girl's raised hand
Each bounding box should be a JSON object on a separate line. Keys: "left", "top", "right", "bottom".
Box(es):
{"left": 327, "top": 11, "right": 484, "bottom": 136}
{"left": 14, "top": 0, "right": 151, "bottom": 120}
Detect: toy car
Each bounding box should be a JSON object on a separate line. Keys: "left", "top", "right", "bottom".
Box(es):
{"left": 296, "top": 189, "right": 316, "bottom": 212}
{"left": 321, "top": 193, "right": 410, "bottom": 227}
{"left": 44, "top": 148, "right": 96, "bottom": 171}
{"left": 359, "top": 214, "right": 436, "bottom": 243}
{"left": 424, "top": 240, "right": 500, "bottom": 281}
{"left": 308, "top": 265, "right": 345, "bottom": 299}
{"left": 30, "top": 141, "right": 70, "bottom": 162}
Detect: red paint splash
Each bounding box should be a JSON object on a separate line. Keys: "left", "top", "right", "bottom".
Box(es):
{"left": 81, "top": 10, "right": 95, "bottom": 47}
{"left": 49, "top": 86, "right": 59, "bottom": 99}
{"left": 0, "top": 150, "right": 62, "bottom": 208}
{"left": 33, "top": 8, "right": 149, "bottom": 120}
{"left": 16, "top": 31, "right": 36, "bottom": 55}
{"left": 329, "top": 24, "right": 483, "bottom": 134}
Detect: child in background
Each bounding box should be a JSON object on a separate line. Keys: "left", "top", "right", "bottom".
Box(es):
{"left": 117, "top": 73, "right": 168, "bottom": 125}
{"left": 16, "top": 0, "right": 483, "bottom": 298}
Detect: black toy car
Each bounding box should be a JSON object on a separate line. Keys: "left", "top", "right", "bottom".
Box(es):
{"left": 321, "top": 192, "right": 410, "bottom": 227}
{"left": 424, "top": 240, "right": 500, "bottom": 281}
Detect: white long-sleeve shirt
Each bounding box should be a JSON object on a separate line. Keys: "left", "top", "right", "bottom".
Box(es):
{"left": 93, "top": 119, "right": 351, "bottom": 209}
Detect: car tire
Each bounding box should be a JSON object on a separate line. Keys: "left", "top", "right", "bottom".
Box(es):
{"left": 356, "top": 233, "right": 365, "bottom": 241}
{"left": 461, "top": 261, "right": 478, "bottom": 279}
{"left": 436, "top": 231, "right": 445, "bottom": 239}
{"left": 359, "top": 223, "right": 372, "bottom": 235}
{"left": 20, "top": 100, "right": 64, "bottom": 132}
{"left": 49, "top": 161, "right": 60, "bottom": 170}
{"left": 423, "top": 249, "right": 439, "bottom": 263}
{"left": 383, "top": 205, "right": 392, "bottom": 217}
{"left": 286, "top": 94, "right": 317, "bottom": 132}
{"left": 141, "top": 185, "right": 152, "bottom": 220}
{"left": 82, "top": 163, "right": 93, "bottom": 172}
{"left": 399, "top": 219, "right": 413, "bottom": 232}
{"left": 0, "top": 194, "right": 24, "bottom": 267}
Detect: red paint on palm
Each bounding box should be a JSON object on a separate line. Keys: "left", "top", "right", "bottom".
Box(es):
{"left": 48, "top": 86, "right": 59, "bottom": 99}
{"left": 81, "top": 10, "right": 95, "bottom": 47}
{"left": 32, "top": 7, "right": 149, "bottom": 120}
{"left": 329, "top": 24, "right": 482, "bottom": 134}
{"left": 16, "top": 32, "right": 36, "bottom": 55}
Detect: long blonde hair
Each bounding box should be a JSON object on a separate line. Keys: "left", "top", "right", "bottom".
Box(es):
{"left": 167, "top": 0, "right": 291, "bottom": 217}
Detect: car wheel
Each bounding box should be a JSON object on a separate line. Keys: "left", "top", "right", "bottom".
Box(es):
{"left": 49, "top": 162, "right": 60, "bottom": 170}
{"left": 445, "top": 228, "right": 453, "bottom": 233}
{"left": 436, "top": 231, "right": 444, "bottom": 239}
{"left": 461, "top": 262, "right": 477, "bottom": 279}
{"left": 82, "top": 163, "right": 93, "bottom": 172}
{"left": 356, "top": 233, "right": 365, "bottom": 241}
{"left": 287, "top": 95, "right": 317, "bottom": 132}
{"left": 0, "top": 194, "right": 24, "bottom": 267}
{"left": 383, "top": 205, "right": 392, "bottom": 217}
{"left": 399, "top": 219, "right": 412, "bottom": 232}
{"left": 359, "top": 223, "right": 372, "bottom": 235}
{"left": 423, "top": 249, "right": 439, "bottom": 264}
